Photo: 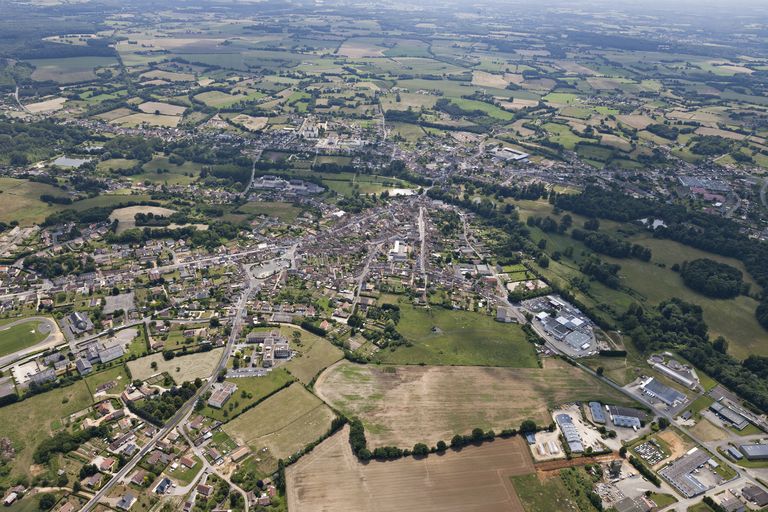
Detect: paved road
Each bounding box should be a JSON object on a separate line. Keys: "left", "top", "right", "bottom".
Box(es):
{"left": 761, "top": 177, "right": 768, "bottom": 209}
{"left": 81, "top": 268, "right": 255, "bottom": 511}
{"left": 0, "top": 316, "right": 64, "bottom": 368}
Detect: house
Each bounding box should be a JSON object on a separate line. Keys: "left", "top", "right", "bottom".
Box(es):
{"left": 130, "top": 469, "right": 147, "bottom": 486}
{"left": 82, "top": 473, "right": 103, "bottom": 489}
{"left": 116, "top": 493, "right": 136, "bottom": 511}
{"left": 197, "top": 484, "right": 213, "bottom": 497}
{"left": 153, "top": 477, "right": 172, "bottom": 494}
{"left": 179, "top": 456, "right": 196, "bottom": 469}
{"left": 230, "top": 445, "right": 250, "bottom": 462}
{"left": 99, "top": 457, "right": 116, "bottom": 472}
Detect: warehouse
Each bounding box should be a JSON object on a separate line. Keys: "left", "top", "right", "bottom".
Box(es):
{"left": 555, "top": 414, "right": 583, "bottom": 453}
{"left": 589, "top": 402, "right": 606, "bottom": 424}
{"left": 710, "top": 401, "right": 749, "bottom": 430}
{"left": 640, "top": 377, "right": 686, "bottom": 407}
{"left": 739, "top": 444, "right": 768, "bottom": 461}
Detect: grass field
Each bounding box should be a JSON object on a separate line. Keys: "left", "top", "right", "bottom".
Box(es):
{"left": 194, "top": 90, "right": 264, "bottom": 108}
{"left": 0, "top": 319, "right": 49, "bottom": 357}
{"left": 84, "top": 365, "right": 129, "bottom": 399}
{"left": 510, "top": 473, "right": 580, "bottom": 512}
{"left": 279, "top": 326, "right": 343, "bottom": 385}
{"left": 314, "top": 359, "right": 635, "bottom": 447}
{"left": 373, "top": 303, "right": 538, "bottom": 367}
{"left": 27, "top": 56, "right": 116, "bottom": 83}
{"left": 223, "top": 384, "right": 336, "bottom": 474}
{"left": 0, "top": 178, "right": 67, "bottom": 225}
{"left": 236, "top": 201, "right": 302, "bottom": 222}
{"left": 201, "top": 369, "right": 295, "bottom": 422}
{"left": 287, "top": 425, "right": 533, "bottom": 511}
{"left": 127, "top": 348, "right": 223, "bottom": 382}
{"left": 0, "top": 381, "right": 92, "bottom": 483}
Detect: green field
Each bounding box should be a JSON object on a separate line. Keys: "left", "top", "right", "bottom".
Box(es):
{"left": 201, "top": 369, "right": 295, "bottom": 423}
{"left": 374, "top": 302, "right": 538, "bottom": 367}
{"left": 510, "top": 473, "right": 580, "bottom": 512}
{"left": 0, "top": 381, "right": 93, "bottom": 484}
{"left": 0, "top": 178, "right": 67, "bottom": 225}
{"left": 0, "top": 319, "right": 50, "bottom": 357}
{"left": 27, "top": 56, "right": 117, "bottom": 83}
{"left": 137, "top": 156, "right": 202, "bottom": 185}
{"left": 236, "top": 201, "right": 303, "bottom": 222}
{"left": 280, "top": 326, "right": 343, "bottom": 385}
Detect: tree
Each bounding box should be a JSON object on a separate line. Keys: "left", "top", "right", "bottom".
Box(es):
{"left": 436, "top": 440, "right": 447, "bottom": 452}
{"left": 619, "top": 446, "right": 627, "bottom": 458}
{"left": 412, "top": 443, "right": 429, "bottom": 457}
{"left": 713, "top": 336, "right": 729, "bottom": 355}
{"left": 38, "top": 493, "right": 56, "bottom": 510}
{"left": 658, "top": 417, "right": 670, "bottom": 429}
{"left": 519, "top": 420, "right": 537, "bottom": 434}
{"left": 596, "top": 366, "right": 604, "bottom": 376}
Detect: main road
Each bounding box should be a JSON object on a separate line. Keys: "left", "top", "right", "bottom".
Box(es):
{"left": 80, "top": 266, "right": 256, "bottom": 511}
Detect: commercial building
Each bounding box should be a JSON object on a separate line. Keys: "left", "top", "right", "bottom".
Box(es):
{"left": 742, "top": 485, "right": 768, "bottom": 507}
{"left": 555, "top": 414, "right": 583, "bottom": 453}
{"left": 640, "top": 377, "right": 686, "bottom": 407}
{"left": 589, "top": 402, "right": 606, "bottom": 424}
{"left": 208, "top": 382, "right": 237, "bottom": 409}
{"left": 710, "top": 401, "right": 749, "bottom": 430}
{"left": 658, "top": 448, "right": 712, "bottom": 498}
{"left": 739, "top": 443, "right": 768, "bottom": 461}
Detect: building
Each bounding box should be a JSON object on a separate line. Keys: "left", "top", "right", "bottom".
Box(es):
{"left": 230, "top": 445, "right": 250, "bottom": 462}
{"left": 658, "top": 448, "right": 712, "bottom": 498}
{"left": 555, "top": 414, "right": 583, "bottom": 453}
{"left": 76, "top": 358, "right": 93, "bottom": 375}
{"left": 68, "top": 311, "right": 94, "bottom": 334}
{"left": 388, "top": 240, "right": 410, "bottom": 262}
{"left": 153, "top": 477, "right": 172, "bottom": 494}
{"left": 589, "top": 402, "right": 605, "bottom": 424}
{"left": 208, "top": 382, "right": 237, "bottom": 409}
{"left": 611, "top": 415, "right": 641, "bottom": 429}
{"left": 727, "top": 447, "right": 743, "bottom": 460}
{"left": 710, "top": 401, "right": 749, "bottom": 430}
{"left": 116, "top": 493, "right": 136, "bottom": 511}
{"left": 742, "top": 485, "right": 768, "bottom": 507}
{"left": 739, "top": 444, "right": 768, "bottom": 461}
{"left": 640, "top": 377, "right": 686, "bottom": 407}
{"left": 652, "top": 361, "right": 697, "bottom": 389}
{"left": 98, "top": 345, "right": 125, "bottom": 364}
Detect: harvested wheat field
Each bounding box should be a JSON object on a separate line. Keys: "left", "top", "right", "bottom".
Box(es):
{"left": 314, "top": 359, "right": 634, "bottom": 448}
{"left": 287, "top": 425, "right": 532, "bottom": 512}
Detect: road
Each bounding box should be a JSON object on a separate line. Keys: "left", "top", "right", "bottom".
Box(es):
{"left": 417, "top": 206, "right": 428, "bottom": 294}
{"left": 80, "top": 266, "right": 256, "bottom": 511}
{"left": 761, "top": 177, "right": 768, "bottom": 209}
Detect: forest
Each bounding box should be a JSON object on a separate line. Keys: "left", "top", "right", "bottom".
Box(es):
{"left": 679, "top": 258, "right": 745, "bottom": 298}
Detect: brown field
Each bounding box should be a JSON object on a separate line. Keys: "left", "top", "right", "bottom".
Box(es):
{"left": 127, "top": 348, "right": 223, "bottom": 382}
{"left": 689, "top": 418, "right": 727, "bottom": 442}
{"left": 224, "top": 384, "right": 335, "bottom": 469}
{"left": 600, "top": 133, "right": 633, "bottom": 151}
{"left": 25, "top": 97, "right": 66, "bottom": 113}
{"left": 112, "top": 112, "right": 181, "bottom": 128}
{"left": 109, "top": 205, "right": 176, "bottom": 233}
{"left": 138, "top": 101, "right": 187, "bottom": 116}
{"left": 472, "top": 70, "right": 510, "bottom": 88}
{"left": 554, "top": 60, "right": 597, "bottom": 76}
{"left": 695, "top": 126, "right": 745, "bottom": 140}
{"left": 336, "top": 39, "right": 384, "bottom": 58}
{"left": 655, "top": 430, "right": 693, "bottom": 468}
{"left": 314, "top": 359, "right": 634, "bottom": 447}
{"left": 230, "top": 114, "right": 268, "bottom": 131}
{"left": 498, "top": 98, "right": 539, "bottom": 110}
{"left": 617, "top": 114, "right": 655, "bottom": 129}
{"left": 286, "top": 426, "right": 532, "bottom": 512}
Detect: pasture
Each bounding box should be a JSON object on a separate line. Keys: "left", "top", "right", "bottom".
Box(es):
{"left": 109, "top": 205, "right": 177, "bottom": 233}
{"left": 0, "top": 178, "right": 65, "bottom": 225}
{"left": 0, "top": 380, "right": 92, "bottom": 482}
{"left": 286, "top": 426, "right": 533, "bottom": 512}
{"left": 314, "top": 359, "right": 634, "bottom": 447}
{"left": 223, "top": 384, "right": 336, "bottom": 475}
{"left": 236, "top": 201, "right": 302, "bottom": 222}
{"left": 126, "top": 348, "right": 223, "bottom": 382}
{"left": 373, "top": 303, "right": 538, "bottom": 367}
{"left": 279, "top": 325, "right": 343, "bottom": 385}
{"left": 138, "top": 101, "right": 187, "bottom": 116}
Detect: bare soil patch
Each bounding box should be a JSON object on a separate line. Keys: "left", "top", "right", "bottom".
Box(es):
{"left": 287, "top": 425, "right": 531, "bottom": 512}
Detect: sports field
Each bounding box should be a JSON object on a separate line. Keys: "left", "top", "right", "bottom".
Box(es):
{"left": 314, "top": 359, "right": 633, "bottom": 447}
{"left": 0, "top": 319, "right": 51, "bottom": 357}
{"left": 374, "top": 304, "right": 538, "bottom": 367}
{"left": 287, "top": 426, "right": 533, "bottom": 512}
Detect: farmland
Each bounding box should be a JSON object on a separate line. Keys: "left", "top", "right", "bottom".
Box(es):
{"left": 279, "top": 325, "right": 343, "bottom": 384}
{"left": 287, "top": 426, "right": 533, "bottom": 512}
{"left": 314, "top": 359, "right": 634, "bottom": 447}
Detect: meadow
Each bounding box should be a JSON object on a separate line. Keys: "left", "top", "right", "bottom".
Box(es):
{"left": 373, "top": 302, "right": 538, "bottom": 367}
{"left": 200, "top": 369, "right": 294, "bottom": 423}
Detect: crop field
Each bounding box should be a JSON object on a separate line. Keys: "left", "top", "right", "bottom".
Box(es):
{"left": 24, "top": 97, "right": 66, "bottom": 113}
{"left": 194, "top": 90, "right": 264, "bottom": 108}
{"left": 314, "top": 359, "right": 634, "bottom": 447}
{"left": 0, "top": 380, "right": 92, "bottom": 483}
{"left": 109, "top": 205, "right": 177, "bottom": 233}
{"left": 200, "top": 369, "right": 294, "bottom": 422}
{"left": 287, "top": 426, "right": 533, "bottom": 512}
{"left": 127, "top": 348, "right": 223, "bottom": 382}
{"left": 229, "top": 114, "right": 268, "bottom": 131}
{"left": 0, "top": 319, "right": 51, "bottom": 357}
{"left": 27, "top": 56, "right": 116, "bottom": 83}
{"left": 373, "top": 303, "right": 538, "bottom": 367}
{"left": 112, "top": 112, "right": 181, "bottom": 128}
{"left": 279, "top": 326, "right": 343, "bottom": 384}
{"left": 223, "top": 384, "right": 336, "bottom": 474}
{"left": 140, "top": 69, "right": 196, "bottom": 82}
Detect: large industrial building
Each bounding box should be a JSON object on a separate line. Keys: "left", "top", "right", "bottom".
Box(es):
{"left": 555, "top": 414, "right": 583, "bottom": 453}
{"left": 640, "top": 377, "right": 686, "bottom": 407}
